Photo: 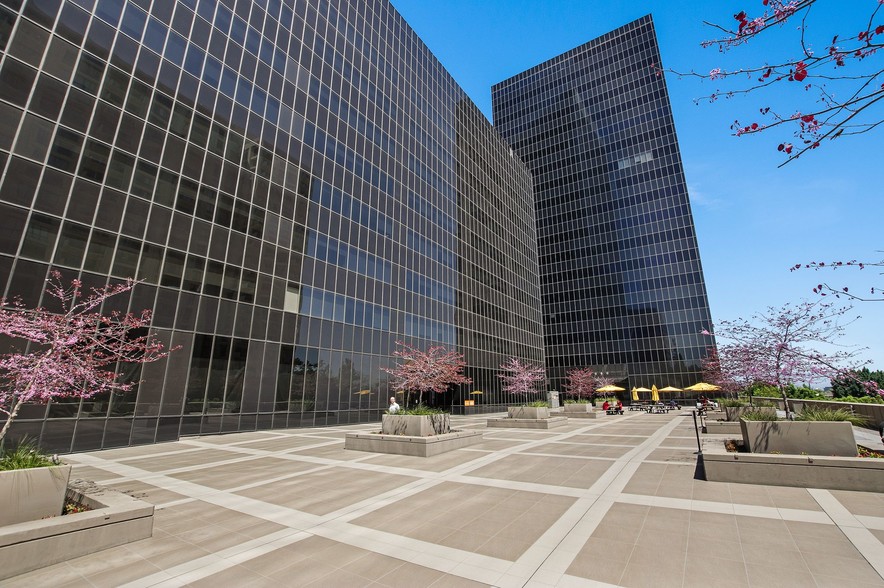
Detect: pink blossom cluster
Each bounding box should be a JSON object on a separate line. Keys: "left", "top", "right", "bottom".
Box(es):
{"left": 0, "top": 272, "right": 173, "bottom": 443}
{"left": 498, "top": 357, "right": 545, "bottom": 398}
{"left": 381, "top": 341, "right": 472, "bottom": 406}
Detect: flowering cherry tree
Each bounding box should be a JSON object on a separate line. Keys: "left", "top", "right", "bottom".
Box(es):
{"left": 671, "top": 0, "right": 884, "bottom": 165}
{"left": 499, "top": 357, "right": 546, "bottom": 400}
{"left": 563, "top": 367, "right": 596, "bottom": 400}
{"left": 702, "top": 300, "right": 876, "bottom": 417}
{"left": 381, "top": 341, "right": 472, "bottom": 407}
{"left": 0, "top": 272, "right": 173, "bottom": 444}
{"left": 699, "top": 347, "right": 744, "bottom": 396}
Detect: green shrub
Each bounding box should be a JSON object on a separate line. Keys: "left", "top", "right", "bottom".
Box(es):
{"left": 720, "top": 398, "right": 747, "bottom": 408}
{"left": 398, "top": 404, "right": 447, "bottom": 415}
{"left": 0, "top": 439, "right": 59, "bottom": 471}
{"left": 834, "top": 395, "right": 884, "bottom": 405}
{"left": 526, "top": 400, "right": 550, "bottom": 408}
{"left": 741, "top": 409, "right": 779, "bottom": 421}
{"left": 564, "top": 399, "right": 590, "bottom": 404}
{"left": 794, "top": 407, "right": 868, "bottom": 426}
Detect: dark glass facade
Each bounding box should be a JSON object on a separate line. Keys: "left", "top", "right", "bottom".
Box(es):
{"left": 0, "top": 0, "right": 543, "bottom": 452}
{"left": 492, "top": 16, "right": 714, "bottom": 392}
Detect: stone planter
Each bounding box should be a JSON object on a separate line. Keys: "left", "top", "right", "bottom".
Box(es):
{"left": 0, "top": 465, "right": 71, "bottom": 526}
{"left": 0, "top": 480, "right": 154, "bottom": 580}
{"left": 381, "top": 413, "right": 450, "bottom": 436}
{"left": 739, "top": 418, "right": 858, "bottom": 457}
{"left": 701, "top": 438, "right": 884, "bottom": 492}
{"left": 724, "top": 406, "right": 776, "bottom": 422}
{"left": 345, "top": 429, "right": 483, "bottom": 457}
{"left": 562, "top": 403, "right": 593, "bottom": 414}
{"left": 507, "top": 406, "right": 549, "bottom": 420}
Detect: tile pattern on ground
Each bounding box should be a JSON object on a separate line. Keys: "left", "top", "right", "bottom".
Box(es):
{"left": 4, "top": 411, "right": 881, "bottom": 588}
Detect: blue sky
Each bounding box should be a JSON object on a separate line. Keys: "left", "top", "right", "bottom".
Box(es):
{"left": 390, "top": 0, "right": 883, "bottom": 371}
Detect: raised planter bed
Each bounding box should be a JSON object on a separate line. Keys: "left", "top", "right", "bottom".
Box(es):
{"left": 562, "top": 403, "right": 594, "bottom": 414}
{"left": 739, "top": 418, "right": 858, "bottom": 457}
{"left": 381, "top": 413, "right": 450, "bottom": 436}
{"left": 486, "top": 416, "right": 568, "bottom": 429}
{"left": 703, "top": 421, "right": 742, "bottom": 435}
{"left": 701, "top": 438, "right": 884, "bottom": 492}
{"left": 0, "top": 465, "right": 71, "bottom": 526}
{"left": 344, "top": 429, "right": 483, "bottom": 457}
{"left": 0, "top": 479, "right": 154, "bottom": 580}
{"left": 507, "top": 406, "right": 550, "bottom": 420}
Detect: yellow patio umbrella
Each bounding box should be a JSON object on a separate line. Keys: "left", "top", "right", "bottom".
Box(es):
{"left": 470, "top": 391, "right": 484, "bottom": 395}
{"left": 635, "top": 387, "right": 652, "bottom": 393}
{"left": 684, "top": 382, "right": 721, "bottom": 392}
{"left": 651, "top": 385, "right": 659, "bottom": 403}
{"left": 631, "top": 387, "right": 639, "bottom": 401}
{"left": 659, "top": 386, "right": 682, "bottom": 393}
{"left": 353, "top": 390, "right": 373, "bottom": 395}
{"left": 596, "top": 384, "right": 625, "bottom": 396}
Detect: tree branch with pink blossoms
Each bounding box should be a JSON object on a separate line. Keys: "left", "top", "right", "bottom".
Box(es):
{"left": 790, "top": 256, "right": 884, "bottom": 301}
{"left": 381, "top": 341, "right": 472, "bottom": 407}
{"left": 666, "top": 0, "right": 884, "bottom": 165}
{"left": 0, "top": 271, "right": 176, "bottom": 445}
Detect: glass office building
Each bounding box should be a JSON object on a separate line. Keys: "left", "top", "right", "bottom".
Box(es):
{"left": 0, "top": 0, "right": 544, "bottom": 451}
{"left": 492, "top": 16, "right": 715, "bottom": 392}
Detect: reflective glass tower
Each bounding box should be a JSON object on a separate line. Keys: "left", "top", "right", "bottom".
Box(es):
{"left": 492, "top": 16, "right": 714, "bottom": 392}
{"left": 0, "top": 0, "right": 543, "bottom": 451}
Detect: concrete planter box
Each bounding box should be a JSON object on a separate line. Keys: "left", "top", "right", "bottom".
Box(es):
{"left": 561, "top": 411, "right": 600, "bottom": 419}
{"left": 507, "top": 406, "right": 550, "bottom": 420}
{"left": 739, "top": 419, "right": 858, "bottom": 457}
{"left": 344, "top": 429, "right": 483, "bottom": 457}
{"left": 0, "top": 465, "right": 71, "bottom": 526}
{"left": 724, "top": 406, "right": 776, "bottom": 422}
{"left": 703, "top": 421, "right": 742, "bottom": 435}
{"left": 381, "top": 413, "right": 450, "bottom": 436}
{"left": 701, "top": 438, "right": 884, "bottom": 492}
{"left": 0, "top": 480, "right": 154, "bottom": 580}
{"left": 487, "top": 416, "right": 568, "bottom": 429}
{"left": 563, "top": 403, "right": 593, "bottom": 414}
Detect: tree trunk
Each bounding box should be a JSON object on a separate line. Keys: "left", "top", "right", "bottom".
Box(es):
{"left": 779, "top": 385, "right": 792, "bottom": 420}
{"left": 0, "top": 397, "right": 27, "bottom": 447}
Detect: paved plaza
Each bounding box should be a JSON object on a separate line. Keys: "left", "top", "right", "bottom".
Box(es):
{"left": 7, "top": 411, "right": 884, "bottom": 587}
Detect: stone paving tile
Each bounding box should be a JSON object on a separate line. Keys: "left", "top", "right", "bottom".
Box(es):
{"left": 168, "top": 455, "right": 317, "bottom": 489}
{"left": 236, "top": 467, "right": 418, "bottom": 515}
{"left": 360, "top": 449, "right": 487, "bottom": 471}
{"left": 466, "top": 454, "right": 610, "bottom": 488}
{"left": 6, "top": 412, "right": 883, "bottom": 588}
{"left": 830, "top": 489, "right": 884, "bottom": 517}
{"left": 529, "top": 441, "right": 631, "bottom": 458}
{"left": 118, "top": 447, "right": 240, "bottom": 471}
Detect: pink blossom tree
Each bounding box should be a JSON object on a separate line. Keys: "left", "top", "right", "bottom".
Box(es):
{"left": 499, "top": 357, "right": 546, "bottom": 401}
{"left": 702, "top": 300, "right": 875, "bottom": 418}
{"left": 563, "top": 367, "right": 596, "bottom": 401}
{"left": 0, "top": 272, "right": 174, "bottom": 445}
{"left": 699, "top": 346, "right": 743, "bottom": 397}
{"left": 669, "top": 0, "right": 884, "bottom": 165}
{"left": 381, "top": 341, "right": 472, "bottom": 407}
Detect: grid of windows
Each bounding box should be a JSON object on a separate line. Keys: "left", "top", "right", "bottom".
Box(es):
{"left": 0, "top": 0, "right": 544, "bottom": 452}
{"left": 492, "top": 16, "right": 715, "bottom": 392}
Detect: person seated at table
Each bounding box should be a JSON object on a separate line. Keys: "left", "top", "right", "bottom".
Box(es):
{"left": 669, "top": 399, "right": 678, "bottom": 409}
{"left": 616, "top": 401, "right": 623, "bottom": 414}
{"left": 602, "top": 400, "right": 610, "bottom": 412}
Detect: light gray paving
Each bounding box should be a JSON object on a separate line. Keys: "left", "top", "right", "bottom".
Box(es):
{"left": 5, "top": 411, "right": 883, "bottom": 587}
